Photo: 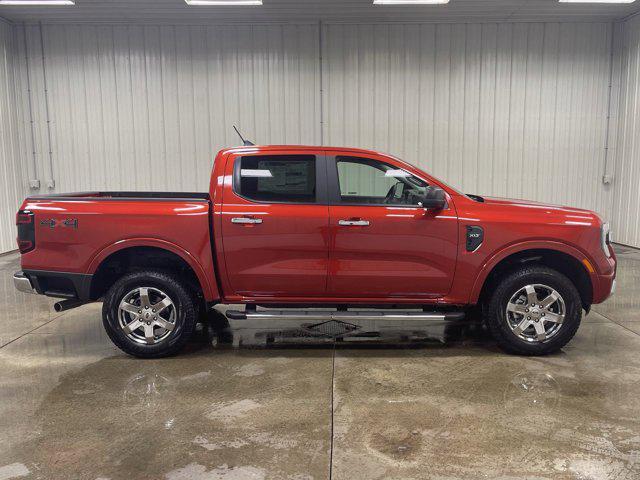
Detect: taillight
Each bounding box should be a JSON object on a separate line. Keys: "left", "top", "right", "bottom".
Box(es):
{"left": 16, "top": 210, "right": 35, "bottom": 254}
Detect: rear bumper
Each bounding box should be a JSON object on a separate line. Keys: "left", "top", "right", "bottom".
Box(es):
{"left": 14, "top": 270, "right": 93, "bottom": 300}
{"left": 13, "top": 271, "right": 36, "bottom": 294}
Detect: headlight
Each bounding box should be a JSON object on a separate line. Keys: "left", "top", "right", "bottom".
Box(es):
{"left": 601, "top": 222, "right": 611, "bottom": 258}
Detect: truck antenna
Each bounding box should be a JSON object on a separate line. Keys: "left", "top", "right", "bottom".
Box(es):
{"left": 233, "top": 125, "right": 255, "bottom": 146}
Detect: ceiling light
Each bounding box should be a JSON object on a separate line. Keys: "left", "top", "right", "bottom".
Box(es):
{"left": 558, "top": 0, "right": 636, "bottom": 3}
{"left": 185, "top": 0, "right": 262, "bottom": 5}
{"left": 373, "top": 0, "right": 449, "bottom": 4}
{"left": 0, "top": 0, "right": 74, "bottom": 4}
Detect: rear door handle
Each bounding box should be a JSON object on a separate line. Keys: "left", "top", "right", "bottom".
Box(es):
{"left": 339, "top": 219, "right": 370, "bottom": 227}
{"left": 231, "top": 217, "right": 263, "bottom": 225}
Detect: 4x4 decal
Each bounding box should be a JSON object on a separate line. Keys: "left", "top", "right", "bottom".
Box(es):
{"left": 40, "top": 218, "right": 78, "bottom": 229}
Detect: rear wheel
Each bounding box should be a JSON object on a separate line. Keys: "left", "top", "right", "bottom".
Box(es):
{"left": 486, "top": 266, "right": 582, "bottom": 355}
{"left": 102, "top": 270, "right": 197, "bottom": 358}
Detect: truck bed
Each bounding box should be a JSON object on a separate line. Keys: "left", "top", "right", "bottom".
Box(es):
{"left": 26, "top": 191, "right": 210, "bottom": 201}
{"left": 20, "top": 190, "right": 218, "bottom": 301}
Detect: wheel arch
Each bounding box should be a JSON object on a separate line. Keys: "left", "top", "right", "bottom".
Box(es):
{"left": 87, "top": 239, "right": 218, "bottom": 302}
{"left": 473, "top": 242, "right": 594, "bottom": 310}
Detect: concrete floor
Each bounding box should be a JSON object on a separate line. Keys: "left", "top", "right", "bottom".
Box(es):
{"left": 1, "top": 247, "right": 640, "bottom": 480}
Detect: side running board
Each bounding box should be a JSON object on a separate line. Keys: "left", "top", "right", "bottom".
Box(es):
{"left": 225, "top": 309, "right": 465, "bottom": 322}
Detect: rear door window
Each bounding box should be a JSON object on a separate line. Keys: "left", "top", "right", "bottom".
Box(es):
{"left": 235, "top": 155, "right": 317, "bottom": 204}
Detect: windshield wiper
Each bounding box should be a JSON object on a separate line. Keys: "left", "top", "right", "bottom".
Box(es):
{"left": 466, "top": 194, "right": 485, "bottom": 203}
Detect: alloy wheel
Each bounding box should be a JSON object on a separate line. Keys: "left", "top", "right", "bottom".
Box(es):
{"left": 505, "top": 284, "right": 566, "bottom": 343}
{"left": 118, "top": 287, "right": 177, "bottom": 345}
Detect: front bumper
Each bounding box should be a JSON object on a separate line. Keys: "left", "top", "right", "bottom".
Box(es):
{"left": 593, "top": 269, "right": 616, "bottom": 304}
{"left": 13, "top": 271, "right": 36, "bottom": 294}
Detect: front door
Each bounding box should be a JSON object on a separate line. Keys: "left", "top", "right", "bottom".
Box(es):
{"left": 327, "top": 153, "right": 458, "bottom": 300}
{"left": 220, "top": 151, "right": 329, "bottom": 298}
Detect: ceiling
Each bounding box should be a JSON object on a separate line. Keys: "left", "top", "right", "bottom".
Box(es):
{"left": 0, "top": 0, "right": 638, "bottom": 24}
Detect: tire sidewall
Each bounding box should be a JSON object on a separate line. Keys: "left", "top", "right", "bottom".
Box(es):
{"left": 488, "top": 267, "right": 582, "bottom": 355}
{"left": 102, "top": 271, "right": 196, "bottom": 357}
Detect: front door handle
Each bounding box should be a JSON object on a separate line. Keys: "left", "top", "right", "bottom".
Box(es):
{"left": 339, "top": 219, "right": 370, "bottom": 227}
{"left": 231, "top": 217, "right": 263, "bottom": 225}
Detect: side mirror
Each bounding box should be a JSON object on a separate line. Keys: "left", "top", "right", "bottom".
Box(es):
{"left": 418, "top": 187, "right": 446, "bottom": 211}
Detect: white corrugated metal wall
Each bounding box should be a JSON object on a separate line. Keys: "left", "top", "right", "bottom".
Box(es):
{"left": 16, "top": 22, "right": 615, "bottom": 200}
{"left": 2, "top": 19, "right": 639, "bottom": 252}
{"left": 0, "top": 20, "right": 24, "bottom": 254}
{"left": 14, "top": 23, "right": 320, "bottom": 194}
{"left": 611, "top": 15, "right": 640, "bottom": 248}
{"left": 323, "top": 22, "right": 614, "bottom": 217}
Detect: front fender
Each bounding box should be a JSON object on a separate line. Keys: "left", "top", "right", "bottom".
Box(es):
{"left": 469, "top": 240, "right": 595, "bottom": 304}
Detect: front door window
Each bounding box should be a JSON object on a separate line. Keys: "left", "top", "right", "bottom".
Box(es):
{"left": 336, "top": 156, "right": 428, "bottom": 206}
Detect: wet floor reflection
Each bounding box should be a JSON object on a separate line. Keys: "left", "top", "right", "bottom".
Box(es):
{"left": 2, "top": 359, "right": 332, "bottom": 479}
{"left": 331, "top": 320, "right": 640, "bottom": 479}
{"left": 2, "top": 318, "right": 639, "bottom": 479}
{"left": 212, "top": 305, "right": 493, "bottom": 350}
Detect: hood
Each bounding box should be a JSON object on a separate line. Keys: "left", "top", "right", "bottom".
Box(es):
{"left": 480, "top": 195, "right": 590, "bottom": 211}
{"left": 470, "top": 195, "right": 602, "bottom": 224}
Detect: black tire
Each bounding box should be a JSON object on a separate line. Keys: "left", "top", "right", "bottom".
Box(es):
{"left": 486, "top": 265, "right": 582, "bottom": 356}
{"left": 102, "top": 270, "right": 197, "bottom": 358}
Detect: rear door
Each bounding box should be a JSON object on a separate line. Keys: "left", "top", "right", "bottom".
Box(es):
{"left": 327, "top": 152, "right": 458, "bottom": 299}
{"left": 219, "top": 150, "right": 329, "bottom": 298}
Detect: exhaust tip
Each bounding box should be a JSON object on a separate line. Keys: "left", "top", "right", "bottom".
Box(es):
{"left": 53, "top": 299, "right": 86, "bottom": 312}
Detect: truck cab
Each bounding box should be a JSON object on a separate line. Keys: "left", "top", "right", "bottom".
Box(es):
{"left": 214, "top": 146, "right": 457, "bottom": 302}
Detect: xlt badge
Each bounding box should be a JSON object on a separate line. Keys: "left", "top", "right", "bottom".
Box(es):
{"left": 466, "top": 225, "right": 484, "bottom": 252}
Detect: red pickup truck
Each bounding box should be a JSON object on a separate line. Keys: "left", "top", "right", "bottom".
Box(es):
{"left": 14, "top": 145, "right": 616, "bottom": 357}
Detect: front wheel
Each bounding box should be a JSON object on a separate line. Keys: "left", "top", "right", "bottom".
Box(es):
{"left": 486, "top": 266, "right": 582, "bottom": 355}
{"left": 102, "top": 270, "right": 198, "bottom": 358}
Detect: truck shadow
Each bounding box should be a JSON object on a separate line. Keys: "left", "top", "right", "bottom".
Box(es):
{"left": 183, "top": 315, "right": 502, "bottom": 358}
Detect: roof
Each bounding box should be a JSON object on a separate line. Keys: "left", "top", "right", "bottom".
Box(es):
{"left": 219, "top": 144, "right": 385, "bottom": 157}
